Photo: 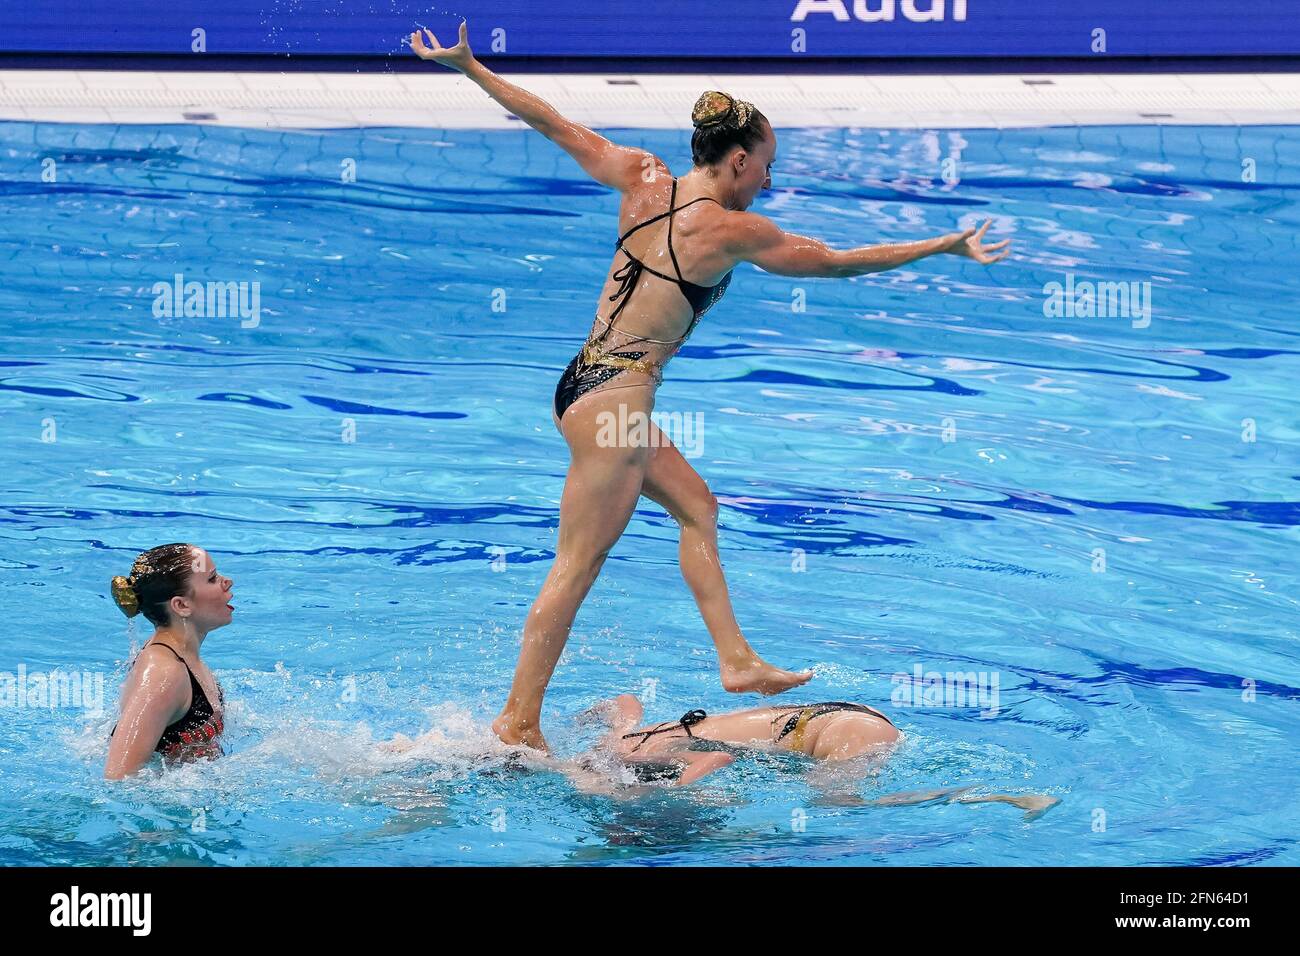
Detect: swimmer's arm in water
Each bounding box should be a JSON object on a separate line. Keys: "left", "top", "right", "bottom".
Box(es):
{"left": 103, "top": 653, "right": 189, "bottom": 780}
{"left": 724, "top": 213, "right": 1011, "bottom": 278}
{"left": 410, "top": 22, "right": 650, "bottom": 192}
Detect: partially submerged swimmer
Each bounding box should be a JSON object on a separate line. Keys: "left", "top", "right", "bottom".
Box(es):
{"left": 571, "top": 694, "right": 1059, "bottom": 818}
{"left": 104, "top": 543, "right": 233, "bottom": 780}
{"left": 590, "top": 693, "right": 900, "bottom": 785}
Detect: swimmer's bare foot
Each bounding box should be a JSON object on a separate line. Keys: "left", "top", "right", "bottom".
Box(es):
{"left": 953, "top": 792, "right": 1061, "bottom": 820}
{"left": 720, "top": 658, "right": 814, "bottom": 695}
{"left": 492, "top": 712, "right": 550, "bottom": 754}
{"left": 1010, "top": 794, "right": 1060, "bottom": 820}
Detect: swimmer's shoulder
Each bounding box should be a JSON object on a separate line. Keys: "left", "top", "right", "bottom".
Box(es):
{"left": 122, "top": 644, "right": 192, "bottom": 715}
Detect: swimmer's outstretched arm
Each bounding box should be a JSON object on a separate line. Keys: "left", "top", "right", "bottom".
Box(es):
{"left": 411, "top": 22, "right": 649, "bottom": 191}
{"left": 724, "top": 214, "right": 1011, "bottom": 278}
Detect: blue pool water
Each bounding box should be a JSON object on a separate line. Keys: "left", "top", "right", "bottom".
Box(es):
{"left": 0, "top": 118, "right": 1297, "bottom": 866}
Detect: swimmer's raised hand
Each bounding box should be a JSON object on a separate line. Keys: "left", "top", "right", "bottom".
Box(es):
{"left": 409, "top": 20, "right": 475, "bottom": 72}
{"left": 945, "top": 219, "right": 1012, "bottom": 264}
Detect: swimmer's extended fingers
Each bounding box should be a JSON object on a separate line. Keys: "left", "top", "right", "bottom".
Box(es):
{"left": 949, "top": 219, "right": 1012, "bottom": 264}
{"left": 972, "top": 234, "right": 1012, "bottom": 264}
{"left": 974, "top": 242, "right": 1012, "bottom": 265}
{"left": 409, "top": 21, "right": 473, "bottom": 69}
{"left": 409, "top": 29, "right": 437, "bottom": 58}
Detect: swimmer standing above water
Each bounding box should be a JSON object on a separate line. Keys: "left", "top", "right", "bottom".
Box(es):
{"left": 411, "top": 22, "right": 1012, "bottom": 754}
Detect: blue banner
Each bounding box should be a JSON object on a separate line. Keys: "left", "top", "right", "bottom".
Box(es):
{"left": 1, "top": 1, "right": 1299, "bottom": 57}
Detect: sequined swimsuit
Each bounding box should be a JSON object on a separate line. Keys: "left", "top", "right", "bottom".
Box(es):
{"left": 553, "top": 177, "right": 733, "bottom": 419}
{"left": 111, "top": 642, "right": 225, "bottom": 762}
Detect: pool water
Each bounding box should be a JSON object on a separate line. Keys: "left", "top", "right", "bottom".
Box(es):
{"left": 1, "top": 118, "right": 1297, "bottom": 866}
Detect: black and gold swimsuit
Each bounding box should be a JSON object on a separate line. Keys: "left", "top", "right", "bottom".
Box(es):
{"left": 618, "top": 702, "right": 894, "bottom": 783}
{"left": 769, "top": 701, "right": 894, "bottom": 752}
{"left": 109, "top": 642, "right": 225, "bottom": 763}
{"left": 553, "top": 177, "right": 733, "bottom": 420}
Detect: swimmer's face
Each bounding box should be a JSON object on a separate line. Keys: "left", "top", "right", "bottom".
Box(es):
{"left": 173, "top": 547, "right": 234, "bottom": 632}
{"left": 731, "top": 125, "right": 776, "bottom": 210}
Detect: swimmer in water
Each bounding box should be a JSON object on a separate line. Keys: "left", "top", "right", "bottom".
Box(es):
{"left": 412, "top": 23, "right": 1012, "bottom": 753}
{"left": 104, "top": 544, "right": 232, "bottom": 780}
{"left": 566, "top": 695, "right": 1057, "bottom": 817}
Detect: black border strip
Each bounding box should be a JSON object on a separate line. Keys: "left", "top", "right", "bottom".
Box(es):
{"left": 2, "top": 864, "right": 1283, "bottom": 940}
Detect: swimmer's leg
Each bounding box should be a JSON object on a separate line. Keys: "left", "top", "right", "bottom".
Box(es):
{"left": 869, "top": 787, "right": 1060, "bottom": 820}
{"left": 640, "top": 424, "right": 812, "bottom": 696}
{"left": 493, "top": 391, "right": 652, "bottom": 753}
{"left": 866, "top": 786, "right": 976, "bottom": 808}
{"left": 952, "top": 792, "right": 1061, "bottom": 820}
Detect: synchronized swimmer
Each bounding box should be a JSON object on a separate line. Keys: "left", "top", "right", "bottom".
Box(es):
{"left": 105, "top": 544, "right": 231, "bottom": 780}
{"left": 410, "top": 22, "right": 1010, "bottom": 753}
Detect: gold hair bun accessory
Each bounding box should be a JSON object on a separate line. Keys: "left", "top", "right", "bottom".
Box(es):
{"left": 110, "top": 575, "right": 141, "bottom": 618}
{"left": 691, "top": 90, "right": 755, "bottom": 130}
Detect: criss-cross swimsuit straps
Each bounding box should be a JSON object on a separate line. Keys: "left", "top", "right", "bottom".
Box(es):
{"left": 594, "top": 177, "right": 721, "bottom": 352}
